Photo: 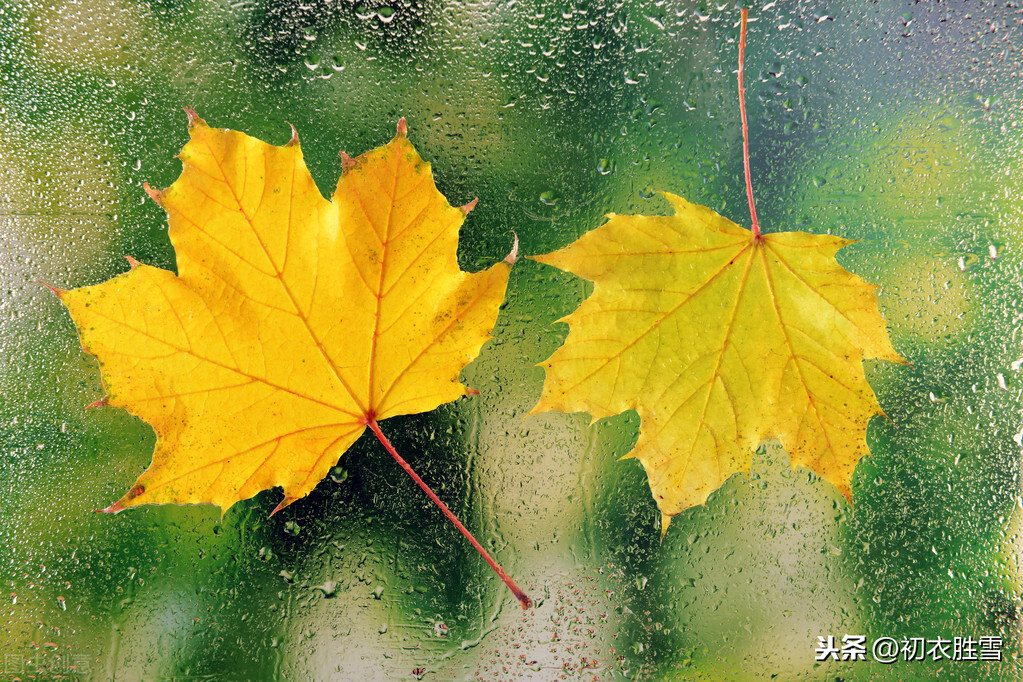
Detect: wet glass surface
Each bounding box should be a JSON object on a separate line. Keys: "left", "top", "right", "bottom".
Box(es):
{"left": 2, "top": 1, "right": 1021, "bottom": 679}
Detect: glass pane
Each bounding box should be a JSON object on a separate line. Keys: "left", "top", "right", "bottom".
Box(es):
{"left": 2, "top": 1, "right": 1020, "bottom": 679}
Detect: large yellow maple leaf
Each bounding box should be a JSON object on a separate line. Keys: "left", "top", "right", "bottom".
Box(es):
{"left": 532, "top": 193, "right": 901, "bottom": 529}
{"left": 56, "top": 112, "right": 511, "bottom": 515}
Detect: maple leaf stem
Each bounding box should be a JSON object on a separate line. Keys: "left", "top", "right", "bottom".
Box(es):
{"left": 738, "top": 8, "right": 761, "bottom": 239}
{"left": 367, "top": 419, "right": 532, "bottom": 610}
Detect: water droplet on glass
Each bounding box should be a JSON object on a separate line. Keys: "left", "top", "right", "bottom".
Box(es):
{"left": 313, "top": 581, "right": 338, "bottom": 598}
{"left": 958, "top": 253, "right": 979, "bottom": 271}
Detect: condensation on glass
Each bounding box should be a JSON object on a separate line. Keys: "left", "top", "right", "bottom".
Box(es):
{"left": 1, "top": 1, "right": 1020, "bottom": 680}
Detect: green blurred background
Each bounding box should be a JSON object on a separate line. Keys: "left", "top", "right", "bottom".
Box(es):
{"left": 2, "top": 1, "right": 1021, "bottom": 679}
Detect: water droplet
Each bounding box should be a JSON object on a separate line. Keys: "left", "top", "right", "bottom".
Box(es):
{"left": 957, "top": 253, "right": 979, "bottom": 271}
{"left": 313, "top": 581, "right": 338, "bottom": 598}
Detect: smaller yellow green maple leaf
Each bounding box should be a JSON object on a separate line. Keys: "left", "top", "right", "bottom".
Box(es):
{"left": 55, "top": 112, "right": 512, "bottom": 515}
{"left": 531, "top": 193, "right": 902, "bottom": 531}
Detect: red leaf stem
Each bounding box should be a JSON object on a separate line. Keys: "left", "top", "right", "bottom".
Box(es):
{"left": 738, "top": 8, "right": 761, "bottom": 238}
{"left": 367, "top": 419, "right": 532, "bottom": 610}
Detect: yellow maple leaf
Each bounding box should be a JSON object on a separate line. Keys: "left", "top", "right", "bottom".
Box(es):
{"left": 55, "top": 112, "right": 512, "bottom": 516}
{"left": 531, "top": 193, "right": 902, "bottom": 530}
